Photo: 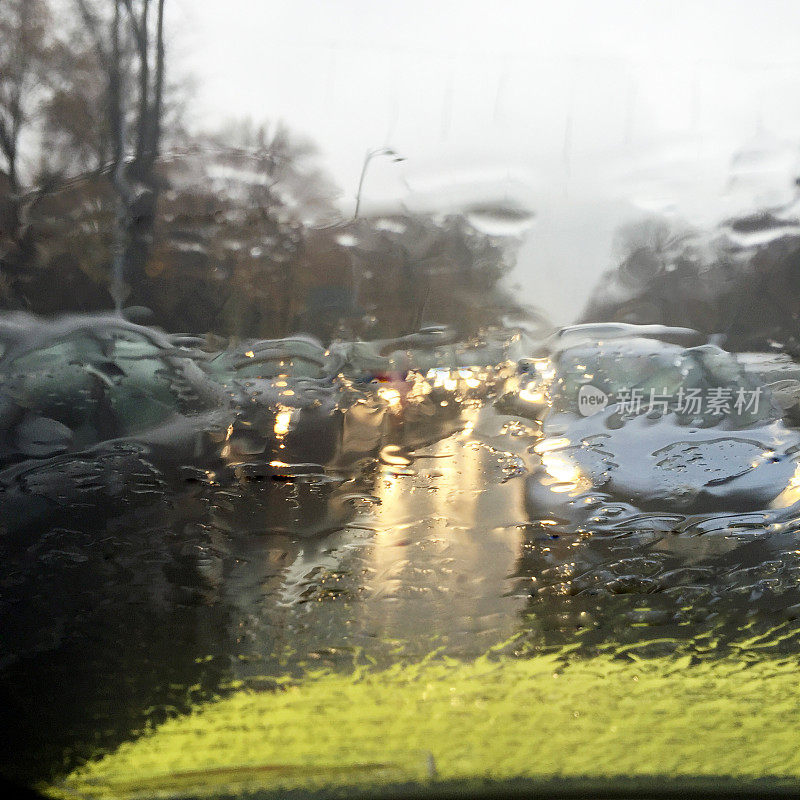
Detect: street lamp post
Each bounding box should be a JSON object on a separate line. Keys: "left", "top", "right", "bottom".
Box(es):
{"left": 353, "top": 147, "right": 405, "bottom": 219}
{"left": 348, "top": 147, "right": 405, "bottom": 334}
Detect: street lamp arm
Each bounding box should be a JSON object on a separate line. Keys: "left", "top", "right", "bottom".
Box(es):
{"left": 353, "top": 147, "right": 405, "bottom": 219}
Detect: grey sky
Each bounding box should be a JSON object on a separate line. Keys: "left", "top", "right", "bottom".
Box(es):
{"left": 170, "top": 0, "right": 800, "bottom": 322}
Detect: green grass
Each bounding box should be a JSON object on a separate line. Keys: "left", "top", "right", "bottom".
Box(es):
{"left": 48, "top": 646, "right": 800, "bottom": 799}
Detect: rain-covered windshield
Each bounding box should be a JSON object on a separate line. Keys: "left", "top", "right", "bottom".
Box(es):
{"left": 550, "top": 338, "right": 777, "bottom": 427}
{"left": 4, "top": 2, "right": 800, "bottom": 800}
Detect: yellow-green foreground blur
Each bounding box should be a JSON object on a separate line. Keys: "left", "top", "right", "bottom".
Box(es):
{"left": 49, "top": 648, "right": 800, "bottom": 799}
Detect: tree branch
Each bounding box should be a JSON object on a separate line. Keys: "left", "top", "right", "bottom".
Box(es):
{"left": 0, "top": 117, "right": 14, "bottom": 171}
{"left": 144, "top": 0, "right": 165, "bottom": 170}
{"left": 120, "top": 0, "right": 146, "bottom": 47}
{"left": 122, "top": 0, "right": 151, "bottom": 168}
{"left": 73, "top": 0, "right": 110, "bottom": 71}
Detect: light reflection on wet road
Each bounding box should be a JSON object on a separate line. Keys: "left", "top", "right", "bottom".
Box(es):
{"left": 224, "top": 403, "right": 532, "bottom": 678}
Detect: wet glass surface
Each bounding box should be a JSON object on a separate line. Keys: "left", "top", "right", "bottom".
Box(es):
{"left": 5, "top": 1, "right": 800, "bottom": 797}
{"left": 3, "top": 319, "right": 800, "bottom": 793}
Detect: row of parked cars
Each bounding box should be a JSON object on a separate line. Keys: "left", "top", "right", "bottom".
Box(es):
{"left": 3, "top": 312, "right": 800, "bottom": 539}
{"left": 0, "top": 314, "right": 531, "bottom": 535}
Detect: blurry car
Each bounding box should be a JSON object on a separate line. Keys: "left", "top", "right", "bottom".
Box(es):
{"left": 0, "top": 314, "right": 236, "bottom": 538}
{"left": 0, "top": 313, "right": 232, "bottom": 471}
{"left": 199, "top": 334, "right": 356, "bottom": 470}
{"left": 511, "top": 324, "right": 800, "bottom": 530}
{"left": 204, "top": 334, "right": 329, "bottom": 382}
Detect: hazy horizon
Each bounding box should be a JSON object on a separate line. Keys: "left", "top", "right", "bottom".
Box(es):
{"left": 169, "top": 0, "right": 800, "bottom": 323}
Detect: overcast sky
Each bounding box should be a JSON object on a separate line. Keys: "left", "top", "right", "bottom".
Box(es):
{"left": 168, "top": 0, "right": 800, "bottom": 322}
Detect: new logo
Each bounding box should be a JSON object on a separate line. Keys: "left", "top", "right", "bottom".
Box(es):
{"left": 578, "top": 384, "right": 609, "bottom": 416}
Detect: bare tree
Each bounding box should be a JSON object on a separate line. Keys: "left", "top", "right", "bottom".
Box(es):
{"left": 0, "top": 0, "right": 58, "bottom": 285}
{"left": 0, "top": 0, "right": 53, "bottom": 194}
{"left": 41, "top": 38, "right": 113, "bottom": 176}
{"left": 72, "top": 0, "right": 167, "bottom": 308}
{"left": 612, "top": 216, "right": 696, "bottom": 285}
